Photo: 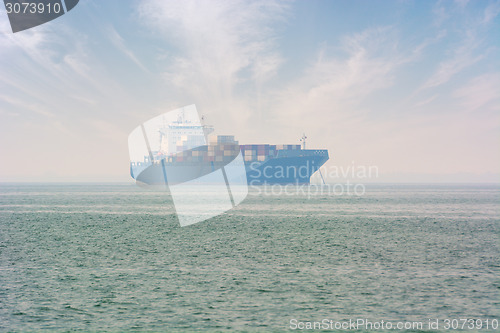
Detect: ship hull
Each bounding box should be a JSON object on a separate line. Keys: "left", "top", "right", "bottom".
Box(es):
{"left": 245, "top": 153, "right": 328, "bottom": 185}
{"left": 132, "top": 149, "right": 329, "bottom": 185}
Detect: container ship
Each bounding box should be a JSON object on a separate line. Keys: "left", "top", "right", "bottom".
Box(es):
{"left": 129, "top": 110, "right": 329, "bottom": 186}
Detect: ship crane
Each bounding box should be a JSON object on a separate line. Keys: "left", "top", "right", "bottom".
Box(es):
{"left": 300, "top": 133, "right": 307, "bottom": 149}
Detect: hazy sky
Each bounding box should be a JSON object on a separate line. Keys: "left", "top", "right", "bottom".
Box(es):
{"left": 0, "top": 0, "right": 499, "bottom": 182}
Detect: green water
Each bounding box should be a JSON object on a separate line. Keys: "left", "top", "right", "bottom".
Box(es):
{"left": 0, "top": 184, "right": 499, "bottom": 331}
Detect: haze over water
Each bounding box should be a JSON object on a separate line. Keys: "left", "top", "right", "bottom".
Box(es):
{"left": 1, "top": 183, "right": 498, "bottom": 331}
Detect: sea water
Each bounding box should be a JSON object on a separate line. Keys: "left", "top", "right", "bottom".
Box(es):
{"left": 0, "top": 183, "right": 498, "bottom": 331}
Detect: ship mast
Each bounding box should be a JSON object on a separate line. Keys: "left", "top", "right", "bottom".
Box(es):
{"left": 200, "top": 114, "right": 214, "bottom": 138}
{"left": 300, "top": 133, "right": 307, "bottom": 149}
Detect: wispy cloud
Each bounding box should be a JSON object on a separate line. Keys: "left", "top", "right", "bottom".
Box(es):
{"left": 419, "top": 0, "right": 498, "bottom": 92}
{"left": 106, "top": 25, "right": 148, "bottom": 72}
{"left": 413, "top": 94, "right": 439, "bottom": 108}
{"left": 268, "top": 27, "right": 407, "bottom": 126}
{"left": 419, "top": 32, "right": 484, "bottom": 90}
{"left": 483, "top": 1, "right": 500, "bottom": 24}
{"left": 432, "top": 1, "right": 450, "bottom": 27}
{"left": 411, "top": 30, "right": 447, "bottom": 57}
{"left": 138, "top": 0, "right": 289, "bottom": 103}
{"left": 453, "top": 73, "right": 500, "bottom": 112}
{"left": 0, "top": 94, "right": 54, "bottom": 117}
{"left": 454, "top": 0, "right": 470, "bottom": 10}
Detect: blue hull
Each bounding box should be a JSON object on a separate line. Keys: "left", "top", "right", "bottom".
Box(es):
{"left": 131, "top": 148, "right": 329, "bottom": 185}
{"left": 245, "top": 151, "right": 329, "bottom": 184}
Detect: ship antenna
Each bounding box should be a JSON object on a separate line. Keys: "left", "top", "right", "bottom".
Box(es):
{"left": 300, "top": 133, "right": 307, "bottom": 149}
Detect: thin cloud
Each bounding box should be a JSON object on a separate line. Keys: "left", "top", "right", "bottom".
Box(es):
{"left": 419, "top": 1, "right": 498, "bottom": 92}
{"left": 483, "top": 1, "right": 500, "bottom": 24}
{"left": 411, "top": 30, "right": 447, "bottom": 58}
{"left": 419, "top": 31, "right": 484, "bottom": 91}
{"left": 272, "top": 27, "right": 405, "bottom": 121}
{"left": 432, "top": 1, "right": 450, "bottom": 27}
{"left": 106, "top": 25, "right": 149, "bottom": 72}
{"left": 137, "top": 0, "right": 289, "bottom": 98}
{"left": 455, "top": 0, "right": 470, "bottom": 9}
{"left": 453, "top": 73, "right": 500, "bottom": 112}
{"left": 413, "top": 95, "right": 439, "bottom": 108}
{"left": 0, "top": 94, "right": 55, "bottom": 118}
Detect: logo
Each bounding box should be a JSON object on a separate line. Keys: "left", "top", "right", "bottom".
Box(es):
{"left": 3, "top": 0, "right": 79, "bottom": 33}
{"left": 128, "top": 105, "right": 248, "bottom": 227}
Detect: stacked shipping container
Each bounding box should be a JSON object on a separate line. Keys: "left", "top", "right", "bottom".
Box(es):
{"left": 148, "top": 135, "right": 301, "bottom": 164}
{"left": 240, "top": 143, "right": 301, "bottom": 162}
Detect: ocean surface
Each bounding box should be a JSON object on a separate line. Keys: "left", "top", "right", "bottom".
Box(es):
{"left": 0, "top": 183, "right": 499, "bottom": 331}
